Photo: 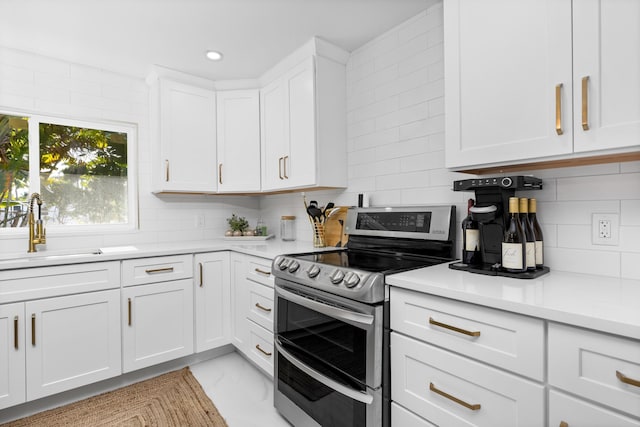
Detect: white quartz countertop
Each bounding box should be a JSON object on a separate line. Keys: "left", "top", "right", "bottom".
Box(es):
{"left": 386, "top": 263, "right": 640, "bottom": 340}
{"left": 0, "top": 239, "right": 328, "bottom": 271}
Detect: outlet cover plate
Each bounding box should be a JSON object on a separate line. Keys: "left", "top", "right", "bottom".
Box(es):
{"left": 592, "top": 213, "right": 619, "bottom": 246}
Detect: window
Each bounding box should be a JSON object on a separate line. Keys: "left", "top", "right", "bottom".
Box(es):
{"left": 0, "top": 112, "right": 136, "bottom": 231}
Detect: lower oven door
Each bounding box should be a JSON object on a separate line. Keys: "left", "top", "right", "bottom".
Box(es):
{"left": 274, "top": 278, "right": 384, "bottom": 426}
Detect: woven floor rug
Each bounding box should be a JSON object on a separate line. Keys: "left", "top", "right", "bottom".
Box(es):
{"left": 3, "top": 367, "right": 228, "bottom": 426}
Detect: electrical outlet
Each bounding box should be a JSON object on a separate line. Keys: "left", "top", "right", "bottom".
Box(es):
{"left": 592, "top": 213, "right": 619, "bottom": 246}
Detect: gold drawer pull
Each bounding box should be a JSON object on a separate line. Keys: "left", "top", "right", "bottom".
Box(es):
{"left": 555, "top": 83, "right": 564, "bottom": 135}
{"left": 145, "top": 267, "right": 174, "bottom": 274}
{"left": 278, "top": 157, "right": 284, "bottom": 180}
{"left": 616, "top": 370, "right": 640, "bottom": 388}
{"left": 429, "top": 382, "right": 481, "bottom": 411}
{"left": 218, "top": 163, "right": 223, "bottom": 185}
{"left": 255, "top": 303, "right": 272, "bottom": 313}
{"left": 581, "top": 76, "right": 590, "bottom": 131}
{"left": 559, "top": 422, "right": 569, "bottom": 427}
{"left": 255, "top": 344, "right": 272, "bottom": 357}
{"left": 199, "top": 263, "right": 204, "bottom": 287}
{"left": 283, "top": 155, "right": 289, "bottom": 179}
{"left": 128, "top": 298, "right": 132, "bottom": 326}
{"left": 254, "top": 268, "right": 271, "bottom": 276}
{"left": 31, "top": 314, "right": 36, "bottom": 346}
{"left": 14, "top": 316, "right": 19, "bottom": 349}
{"left": 165, "top": 159, "right": 170, "bottom": 182}
{"left": 429, "top": 317, "right": 480, "bottom": 337}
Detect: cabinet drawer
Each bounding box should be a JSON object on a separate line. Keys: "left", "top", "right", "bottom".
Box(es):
{"left": 392, "top": 403, "right": 436, "bottom": 427}
{"left": 247, "top": 280, "right": 274, "bottom": 332}
{"left": 246, "top": 258, "right": 273, "bottom": 287}
{"left": 0, "top": 262, "right": 120, "bottom": 303}
{"left": 549, "top": 390, "right": 640, "bottom": 427}
{"left": 122, "top": 254, "right": 193, "bottom": 286}
{"left": 391, "top": 332, "right": 544, "bottom": 427}
{"left": 390, "top": 287, "right": 544, "bottom": 381}
{"left": 246, "top": 319, "right": 274, "bottom": 378}
{"left": 548, "top": 322, "right": 640, "bottom": 418}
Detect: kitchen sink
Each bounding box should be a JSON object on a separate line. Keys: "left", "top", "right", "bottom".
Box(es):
{"left": 0, "top": 249, "right": 104, "bottom": 265}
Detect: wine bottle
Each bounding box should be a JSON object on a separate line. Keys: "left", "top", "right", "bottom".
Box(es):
{"left": 528, "top": 198, "right": 544, "bottom": 268}
{"left": 462, "top": 199, "right": 481, "bottom": 266}
{"left": 502, "top": 197, "right": 526, "bottom": 273}
{"left": 519, "top": 198, "right": 536, "bottom": 271}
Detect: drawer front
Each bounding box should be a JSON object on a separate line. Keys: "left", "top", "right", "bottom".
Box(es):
{"left": 0, "top": 262, "right": 121, "bottom": 303}
{"left": 122, "top": 254, "right": 193, "bottom": 286}
{"left": 246, "top": 257, "right": 273, "bottom": 287}
{"left": 246, "top": 319, "right": 274, "bottom": 377}
{"left": 549, "top": 322, "right": 640, "bottom": 418}
{"left": 247, "top": 280, "right": 274, "bottom": 332}
{"left": 391, "top": 332, "right": 544, "bottom": 427}
{"left": 549, "top": 390, "right": 640, "bottom": 427}
{"left": 392, "top": 403, "right": 437, "bottom": 427}
{"left": 390, "top": 287, "right": 544, "bottom": 381}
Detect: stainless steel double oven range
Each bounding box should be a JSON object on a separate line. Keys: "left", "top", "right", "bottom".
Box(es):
{"left": 272, "top": 205, "right": 456, "bottom": 427}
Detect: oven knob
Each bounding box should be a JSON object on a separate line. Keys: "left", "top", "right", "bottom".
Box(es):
{"left": 278, "top": 258, "right": 290, "bottom": 270}
{"left": 343, "top": 272, "right": 360, "bottom": 288}
{"left": 307, "top": 265, "right": 321, "bottom": 278}
{"left": 329, "top": 269, "right": 345, "bottom": 284}
{"left": 288, "top": 260, "right": 300, "bottom": 273}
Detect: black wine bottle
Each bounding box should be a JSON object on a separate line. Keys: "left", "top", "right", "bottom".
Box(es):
{"left": 502, "top": 197, "right": 526, "bottom": 273}
{"left": 528, "top": 198, "right": 544, "bottom": 268}
{"left": 462, "top": 199, "right": 481, "bottom": 266}
{"left": 519, "top": 198, "right": 536, "bottom": 271}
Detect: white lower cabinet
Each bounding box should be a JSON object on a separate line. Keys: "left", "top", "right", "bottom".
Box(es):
{"left": 549, "top": 390, "right": 640, "bottom": 427}
{"left": 391, "top": 402, "right": 436, "bottom": 427}
{"left": 391, "top": 332, "right": 544, "bottom": 427}
{"left": 122, "top": 279, "right": 194, "bottom": 372}
{"left": 194, "top": 252, "right": 231, "bottom": 352}
{"left": 0, "top": 303, "right": 25, "bottom": 410}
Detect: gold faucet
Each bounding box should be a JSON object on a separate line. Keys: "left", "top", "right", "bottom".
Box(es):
{"left": 27, "top": 193, "right": 46, "bottom": 253}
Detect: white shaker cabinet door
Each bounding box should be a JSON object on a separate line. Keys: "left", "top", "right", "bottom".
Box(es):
{"left": 216, "top": 90, "right": 261, "bottom": 192}
{"left": 0, "top": 303, "right": 25, "bottom": 410}
{"left": 25, "top": 290, "right": 121, "bottom": 401}
{"left": 445, "top": 0, "right": 573, "bottom": 169}
{"left": 573, "top": 0, "right": 640, "bottom": 153}
{"left": 260, "top": 78, "right": 288, "bottom": 191}
{"left": 194, "top": 252, "right": 231, "bottom": 352}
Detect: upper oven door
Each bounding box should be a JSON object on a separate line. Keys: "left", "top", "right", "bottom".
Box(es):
{"left": 274, "top": 278, "right": 383, "bottom": 388}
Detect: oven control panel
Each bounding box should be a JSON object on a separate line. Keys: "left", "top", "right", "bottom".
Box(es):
{"left": 272, "top": 256, "right": 384, "bottom": 304}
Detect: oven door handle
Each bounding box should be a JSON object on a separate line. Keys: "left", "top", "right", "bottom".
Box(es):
{"left": 276, "top": 286, "right": 374, "bottom": 327}
{"left": 275, "top": 340, "right": 375, "bottom": 405}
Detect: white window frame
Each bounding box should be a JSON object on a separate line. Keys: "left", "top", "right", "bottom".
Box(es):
{"left": 0, "top": 110, "right": 138, "bottom": 236}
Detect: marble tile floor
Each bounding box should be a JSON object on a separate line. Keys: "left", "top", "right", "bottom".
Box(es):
{"left": 190, "top": 351, "right": 291, "bottom": 427}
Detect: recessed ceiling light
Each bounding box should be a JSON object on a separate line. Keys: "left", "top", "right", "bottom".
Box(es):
{"left": 205, "top": 50, "right": 223, "bottom": 61}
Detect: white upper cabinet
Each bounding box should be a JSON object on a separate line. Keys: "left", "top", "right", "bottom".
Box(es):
{"left": 149, "top": 70, "right": 218, "bottom": 193}
{"left": 572, "top": 0, "right": 640, "bottom": 153}
{"left": 260, "top": 39, "right": 348, "bottom": 192}
{"left": 445, "top": 0, "right": 640, "bottom": 170}
{"left": 445, "top": 0, "right": 573, "bottom": 169}
{"left": 216, "top": 90, "right": 261, "bottom": 193}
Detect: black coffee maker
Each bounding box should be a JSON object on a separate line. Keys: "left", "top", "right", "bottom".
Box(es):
{"left": 450, "top": 175, "right": 549, "bottom": 279}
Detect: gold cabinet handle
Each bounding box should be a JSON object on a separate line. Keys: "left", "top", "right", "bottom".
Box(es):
{"left": 560, "top": 422, "right": 569, "bottom": 427}
{"left": 278, "top": 157, "right": 284, "bottom": 180}
{"left": 283, "top": 155, "right": 289, "bottom": 179}
{"left": 255, "top": 302, "right": 272, "bottom": 313}
{"left": 581, "top": 76, "right": 590, "bottom": 131}
{"left": 31, "top": 314, "right": 35, "bottom": 346}
{"left": 255, "top": 344, "right": 272, "bottom": 357}
{"left": 199, "top": 262, "right": 204, "bottom": 287}
{"left": 254, "top": 268, "right": 271, "bottom": 276}
{"left": 429, "top": 317, "right": 480, "bottom": 337}
{"left": 14, "top": 316, "right": 19, "bottom": 350}
{"left": 165, "top": 159, "right": 170, "bottom": 182}
{"left": 616, "top": 370, "right": 640, "bottom": 388}
{"left": 430, "top": 382, "right": 481, "bottom": 411}
{"left": 555, "top": 83, "right": 564, "bottom": 135}
{"left": 218, "top": 163, "right": 223, "bottom": 185}
{"left": 145, "top": 267, "right": 174, "bottom": 274}
{"left": 128, "top": 298, "right": 132, "bottom": 326}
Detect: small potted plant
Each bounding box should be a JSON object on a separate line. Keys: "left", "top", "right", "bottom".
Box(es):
{"left": 226, "top": 214, "right": 249, "bottom": 237}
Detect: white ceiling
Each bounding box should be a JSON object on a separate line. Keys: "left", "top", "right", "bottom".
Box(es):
{"left": 1, "top": 0, "right": 437, "bottom": 81}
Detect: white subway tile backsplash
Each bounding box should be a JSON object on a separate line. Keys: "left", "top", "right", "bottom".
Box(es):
{"left": 544, "top": 247, "right": 620, "bottom": 277}
{"left": 621, "top": 253, "right": 640, "bottom": 280}
{"left": 620, "top": 161, "right": 640, "bottom": 173}
{"left": 537, "top": 201, "right": 619, "bottom": 225}
{"left": 556, "top": 173, "right": 640, "bottom": 201}
{"left": 375, "top": 171, "right": 430, "bottom": 191}
{"left": 621, "top": 200, "right": 640, "bottom": 226}
{"left": 619, "top": 226, "right": 640, "bottom": 253}
{"left": 398, "top": 11, "right": 429, "bottom": 43}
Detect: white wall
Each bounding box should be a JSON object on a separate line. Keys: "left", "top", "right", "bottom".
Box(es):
{"left": 260, "top": 3, "right": 640, "bottom": 280}
{"left": 0, "top": 46, "right": 260, "bottom": 254}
